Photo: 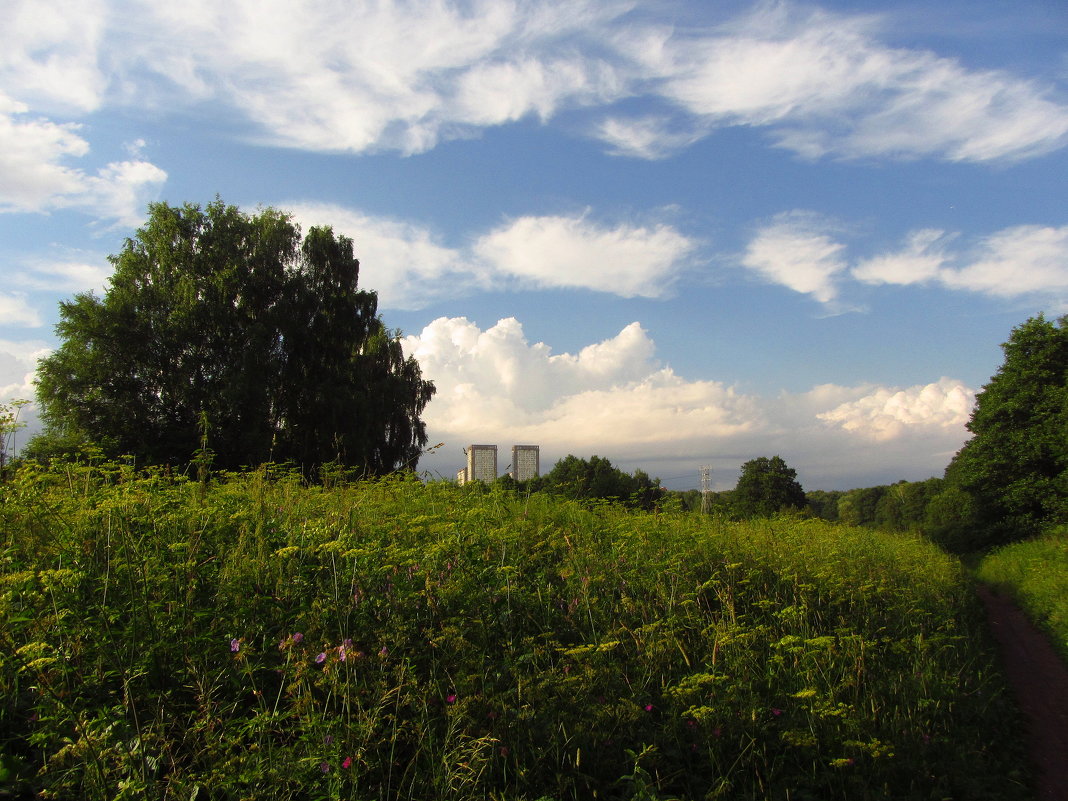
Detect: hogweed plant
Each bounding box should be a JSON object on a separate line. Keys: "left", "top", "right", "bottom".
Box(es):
{"left": 0, "top": 461, "right": 1032, "bottom": 799}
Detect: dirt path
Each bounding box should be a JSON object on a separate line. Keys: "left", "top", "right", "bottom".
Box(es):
{"left": 977, "top": 585, "right": 1068, "bottom": 801}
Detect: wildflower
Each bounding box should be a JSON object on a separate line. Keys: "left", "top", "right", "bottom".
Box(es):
{"left": 446, "top": 694, "right": 457, "bottom": 704}
{"left": 771, "top": 708, "right": 783, "bottom": 717}
{"left": 316, "top": 652, "right": 327, "bottom": 664}
{"left": 644, "top": 704, "right": 654, "bottom": 712}
{"left": 230, "top": 638, "right": 241, "bottom": 653}
{"left": 711, "top": 727, "right": 722, "bottom": 738}
{"left": 324, "top": 735, "right": 333, "bottom": 745}
{"left": 686, "top": 720, "right": 698, "bottom": 729}
{"left": 320, "top": 761, "right": 330, "bottom": 773}
{"left": 342, "top": 756, "right": 352, "bottom": 769}
{"left": 499, "top": 746, "right": 509, "bottom": 757}
{"left": 292, "top": 632, "right": 304, "bottom": 644}
{"left": 378, "top": 645, "right": 388, "bottom": 657}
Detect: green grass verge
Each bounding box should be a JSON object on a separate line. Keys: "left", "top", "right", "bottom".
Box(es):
{"left": 977, "top": 526, "right": 1068, "bottom": 662}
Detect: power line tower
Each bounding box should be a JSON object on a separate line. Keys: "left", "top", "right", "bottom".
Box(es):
{"left": 699, "top": 465, "right": 713, "bottom": 514}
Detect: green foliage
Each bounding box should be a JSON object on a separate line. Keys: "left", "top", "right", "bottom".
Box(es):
{"left": 0, "top": 400, "right": 29, "bottom": 480}
{"left": 945, "top": 314, "right": 1068, "bottom": 547}
{"left": 732, "top": 456, "right": 807, "bottom": 518}
{"left": 0, "top": 461, "right": 1029, "bottom": 800}
{"left": 977, "top": 526, "right": 1068, "bottom": 662}
{"left": 805, "top": 490, "right": 842, "bottom": 522}
{"left": 33, "top": 199, "right": 435, "bottom": 477}
{"left": 529, "top": 454, "right": 663, "bottom": 510}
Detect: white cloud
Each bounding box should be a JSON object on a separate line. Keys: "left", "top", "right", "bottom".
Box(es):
{"left": 475, "top": 214, "right": 697, "bottom": 298}
{"left": 594, "top": 116, "right": 708, "bottom": 160}
{"left": 114, "top": 0, "right": 632, "bottom": 155}
{"left": 0, "top": 94, "right": 166, "bottom": 223}
{"left": 852, "top": 224, "right": 1068, "bottom": 302}
{"left": 0, "top": 338, "right": 50, "bottom": 399}
{"left": 942, "top": 225, "right": 1068, "bottom": 298}
{"left": 403, "top": 316, "right": 974, "bottom": 488}
{"left": 0, "top": 294, "right": 43, "bottom": 328}
{"left": 852, "top": 229, "right": 954, "bottom": 286}
{"left": 0, "top": 0, "right": 107, "bottom": 113}
{"left": 2, "top": 0, "right": 1064, "bottom": 166}
{"left": 741, "top": 213, "right": 847, "bottom": 303}
{"left": 603, "top": 4, "right": 1068, "bottom": 163}
{"left": 286, "top": 203, "right": 697, "bottom": 307}
{"left": 283, "top": 203, "right": 478, "bottom": 311}
{"left": 816, "top": 377, "right": 975, "bottom": 442}
{"left": 11, "top": 256, "right": 113, "bottom": 294}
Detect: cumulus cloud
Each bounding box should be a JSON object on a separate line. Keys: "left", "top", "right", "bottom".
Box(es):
{"left": 0, "top": 94, "right": 166, "bottom": 224}
{"left": 474, "top": 214, "right": 697, "bottom": 298}
{"left": 285, "top": 204, "right": 697, "bottom": 308}
{"left": 741, "top": 213, "right": 847, "bottom": 303}
{"left": 402, "top": 316, "right": 974, "bottom": 488}
{"left": 815, "top": 378, "right": 975, "bottom": 441}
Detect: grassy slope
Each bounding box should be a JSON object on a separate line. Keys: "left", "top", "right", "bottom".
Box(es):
{"left": 0, "top": 464, "right": 1031, "bottom": 800}
{"left": 977, "top": 527, "right": 1068, "bottom": 662}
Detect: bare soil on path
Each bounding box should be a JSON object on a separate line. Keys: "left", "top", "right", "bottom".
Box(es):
{"left": 977, "top": 584, "right": 1068, "bottom": 801}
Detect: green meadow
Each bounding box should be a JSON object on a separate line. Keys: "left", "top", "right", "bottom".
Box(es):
{"left": 1, "top": 462, "right": 1030, "bottom": 800}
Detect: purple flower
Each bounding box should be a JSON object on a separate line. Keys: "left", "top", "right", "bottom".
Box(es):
{"left": 320, "top": 761, "right": 330, "bottom": 773}
{"left": 644, "top": 704, "right": 654, "bottom": 712}
{"left": 315, "top": 652, "right": 327, "bottom": 664}
{"left": 230, "top": 638, "right": 240, "bottom": 653}
{"left": 771, "top": 707, "right": 783, "bottom": 717}
{"left": 446, "top": 694, "right": 457, "bottom": 704}
{"left": 291, "top": 632, "right": 304, "bottom": 644}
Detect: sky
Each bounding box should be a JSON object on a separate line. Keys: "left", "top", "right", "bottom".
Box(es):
{"left": 1, "top": 0, "right": 1066, "bottom": 491}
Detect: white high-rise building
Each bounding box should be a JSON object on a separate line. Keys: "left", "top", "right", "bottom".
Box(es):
{"left": 511, "top": 445, "right": 540, "bottom": 482}
{"left": 465, "top": 445, "right": 497, "bottom": 484}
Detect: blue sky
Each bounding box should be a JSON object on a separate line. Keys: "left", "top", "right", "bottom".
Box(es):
{"left": 1, "top": 0, "right": 1066, "bottom": 491}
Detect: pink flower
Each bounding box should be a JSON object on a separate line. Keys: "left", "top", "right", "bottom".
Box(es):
{"left": 230, "top": 638, "right": 240, "bottom": 653}
{"left": 342, "top": 756, "right": 353, "bottom": 769}
{"left": 291, "top": 632, "right": 304, "bottom": 644}
{"left": 315, "top": 652, "right": 327, "bottom": 664}
{"left": 446, "top": 694, "right": 457, "bottom": 704}
{"left": 644, "top": 704, "right": 654, "bottom": 712}
{"left": 771, "top": 708, "right": 783, "bottom": 717}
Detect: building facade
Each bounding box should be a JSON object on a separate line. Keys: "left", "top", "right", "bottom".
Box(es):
{"left": 465, "top": 445, "right": 498, "bottom": 484}
{"left": 511, "top": 444, "right": 540, "bottom": 482}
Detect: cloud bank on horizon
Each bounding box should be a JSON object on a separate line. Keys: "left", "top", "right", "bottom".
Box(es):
{"left": 1, "top": 0, "right": 1065, "bottom": 489}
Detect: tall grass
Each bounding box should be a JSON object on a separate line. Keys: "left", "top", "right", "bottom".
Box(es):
{"left": 0, "top": 461, "right": 1030, "bottom": 800}
{"left": 977, "top": 526, "right": 1068, "bottom": 661}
